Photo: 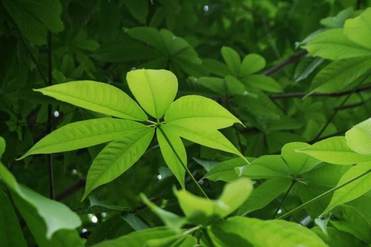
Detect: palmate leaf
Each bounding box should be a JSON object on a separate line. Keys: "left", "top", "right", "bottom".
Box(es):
{"left": 127, "top": 69, "right": 178, "bottom": 119}
{"left": 35, "top": 81, "right": 147, "bottom": 121}
{"left": 298, "top": 136, "right": 371, "bottom": 165}
{"left": 164, "top": 95, "right": 242, "bottom": 130}
{"left": 0, "top": 164, "right": 82, "bottom": 246}
{"left": 324, "top": 163, "right": 371, "bottom": 214}
{"left": 345, "top": 117, "right": 371, "bottom": 155}
{"left": 210, "top": 216, "right": 328, "bottom": 247}
{"left": 157, "top": 126, "right": 186, "bottom": 186}
{"left": 83, "top": 127, "right": 155, "bottom": 199}
{"left": 19, "top": 118, "right": 148, "bottom": 159}
{"left": 175, "top": 178, "right": 252, "bottom": 224}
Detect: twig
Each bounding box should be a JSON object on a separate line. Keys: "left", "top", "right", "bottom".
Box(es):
{"left": 47, "top": 32, "right": 55, "bottom": 199}
{"left": 56, "top": 179, "right": 85, "bottom": 200}
{"left": 264, "top": 50, "right": 307, "bottom": 76}
{"left": 273, "top": 180, "right": 296, "bottom": 218}
{"left": 270, "top": 83, "right": 371, "bottom": 99}
{"left": 278, "top": 169, "right": 371, "bottom": 219}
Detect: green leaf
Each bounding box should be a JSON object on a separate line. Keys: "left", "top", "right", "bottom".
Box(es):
{"left": 175, "top": 178, "right": 252, "bottom": 224}
{"left": 193, "top": 77, "right": 226, "bottom": 95}
{"left": 123, "top": 0, "right": 148, "bottom": 23}
{"left": 309, "top": 57, "right": 371, "bottom": 94}
{"left": 240, "top": 53, "right": 266, "bottom": 76}
{"left": 20, "top": 118, "right": 149, "bottom": 159}
{"left": 210, "top": 216, "right": 328, "bottom": 247}
{"left": 157, "top": 126, "right": 186, "bottom": 186}
{"left": 281, "top": 142, "right": 320, "bottom": 175}
{"left": 83, "top": 127, "right": 155, "bottom": 199}
{"left": 0, "top": 137, "right": 5, "bottom": 158}
{"left": 345, "top": 117, "right": 371, "bottom": 155}
{"left": 344, "top": 8, "right": 371, "bottom": 50}
{"left": 126, "top": 69, "right": 178, "bottom": 119}
{"left": 324, "top": 163, "right": 371, "bottom": 213}
{"left": 298, "top": 136, "right": 371, "bottom": 165}
{"left": 35, "top": 81, "right": 147, "bottom": 121}
{"left": 205, "top": 157, "right": 247, "bottom": 182}
{"left": 237, "top": 178, "right": 292, "bottom": 215}
{"left": 2, "top": 0, "right": 63, "bottom": 45}
{"left": 0, "top": 189, "right": 27, "bottom": 247}
{"left": 141, "top": 194, "right": 186, "bottom": 230}
{"left": 304, "top": 29, "right": 371, "bottom": 60}
{"left": 242, "top": 155, "right": 290, "bottom": 179}
{"left": 221, "top": 46, "right": 241, "bottom": 75}
{"left": 320, "top": 7, "right": 354, "bottom": 28}
{"left": 243, "top": 74, "right": 282, "bottom": 93}
{"left": 165, "top": 124, "right": 244, "bottom": 158}
{"left": 165, "top": 95, "right": 242, "bottom": 130}
{"left": 92, "top": 227, "right": 176, "bottom": 247}
{"left": 0, "top": 164, "right": 81, "bottom": 240}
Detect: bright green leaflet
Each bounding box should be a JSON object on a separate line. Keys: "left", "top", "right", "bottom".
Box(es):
{"left": 19, "top": 118, "right": 148, "bottom": 159}
{"left": 281, "top": 142, "right": 320, "bottom": 175}
{"left": 0, "top": 164, "right": 81, "bottom": 239}
{"left": 126, "top": 69, "right": 178, "bottom": 119}
{"left": 210, "top": 216, "right": 328, "bottom": 247}
{"left": 240, "top": 53, "right": 266, "bottom": 76}
{"left": 298, "top": 136, "right": 371, "bottom": 165}
{"left": 344, "top": 8, "right": 371, "bottom": 50}
{"left": 345, "top": 117, "right": 371, "bottom": 155}
{"left": 164, "top": 95, "right": 242, "bottom": 130}
{"left": 324, "top": 163, "right": 371, "bottom": 214}
{"left": 175, "top": 178, "right": 252, "bottom": 224}
{"left": 35, "top": 80, "right": 147, "bottom": 121}
{"left": 141, "top": 194, "right": 186, "bottom": 230}
{"left": 0, "top": 137, "right": 5, "bottom": 158}
{"left": 242, "top": 155, "right": 290, "bottom": 179}
{"left": 83, "top": 127, "right": 155, "bottom": 199}
{"left": 157, "top": 126, "right": 186, "bottom": 187}
{"left": 304, "top": 28, "right": 371, "bottom": 60}
{"left": 243, "top": 74, "right": 282, "bottom": 93}
{"left": 221, "top": 46, "right": 241, "bottom": 75}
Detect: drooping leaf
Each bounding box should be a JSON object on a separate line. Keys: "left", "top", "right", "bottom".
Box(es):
{"left": 345, "top": 117, "right": 371, "bottom": 155}
{"left": 20, "top": 118, "right": 148, "bottom": 159}
{"left": 298, "top": 136, "right": 371, "bottom": 165}
{"left": 344, "top": 8, "right": 371, "bottom": 50}
{"left": 0, "top": 164, "right": 82, "bottom": 243}
{"left": 83, "top": 127, "right": 155, "bottom": 199}
{"left": 35, "top": 81, "right": 147, "bottom": 121}
{"left": 126, "top": 69, "right": 178, "bottom": 119}
{"left": 304, "top": 29, "right": 371, "bottom": 60}
{"left": 324, "top": 163, "right": 371, "bottom": 213}
{"left": 281, "top": 142, "right": 320, "bottom": 175}
{"left": 157, "top": 126, "right": 186, "bottom": 186}
{"left": 175, "top": 178, "right": 252, "bottom": 224}
{"left": 210, "top": 216, "right": 328, "bottom": 247}
{"left": 240, "top": 53, "right": 266, "bottom": 76}
{"left": 165, "top": 95, "right": 242, "bottom": 130}
{"left": 221, "top": 46, "right": 241, "bottom": 75}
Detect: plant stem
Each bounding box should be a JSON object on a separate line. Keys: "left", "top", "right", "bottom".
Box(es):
{"left": 273, "top": 180, "right": 296, "bottom": 218}
{"left": 47, "top": 31, "right": 55, "bottom": 199}
{"left": 278, "top": 169, "right": 371, "bottom": 219}
{"left": 157, "top": 126, "right": 209, "bottom": 199}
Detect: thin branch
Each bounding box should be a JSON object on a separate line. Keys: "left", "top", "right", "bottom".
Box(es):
{"left": 273, "top": 180, "right": 296, "bottom": 218}
{"left": 278, "top": 169, "right": 371, "bottom": 219}
{"left": 264, "top": 50, "right": 307, "bottom": 76}
{"left": 157, "top": 127, "right": 209, "bottom": 199}
{"left": 270, "top": 83, "right": 371, "bottom": 99}
{"left": 47, "top": 32, "right": 55, "bottom": 199}
{"left": 56, "top": 179, "right": 85, "bottom": 200}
